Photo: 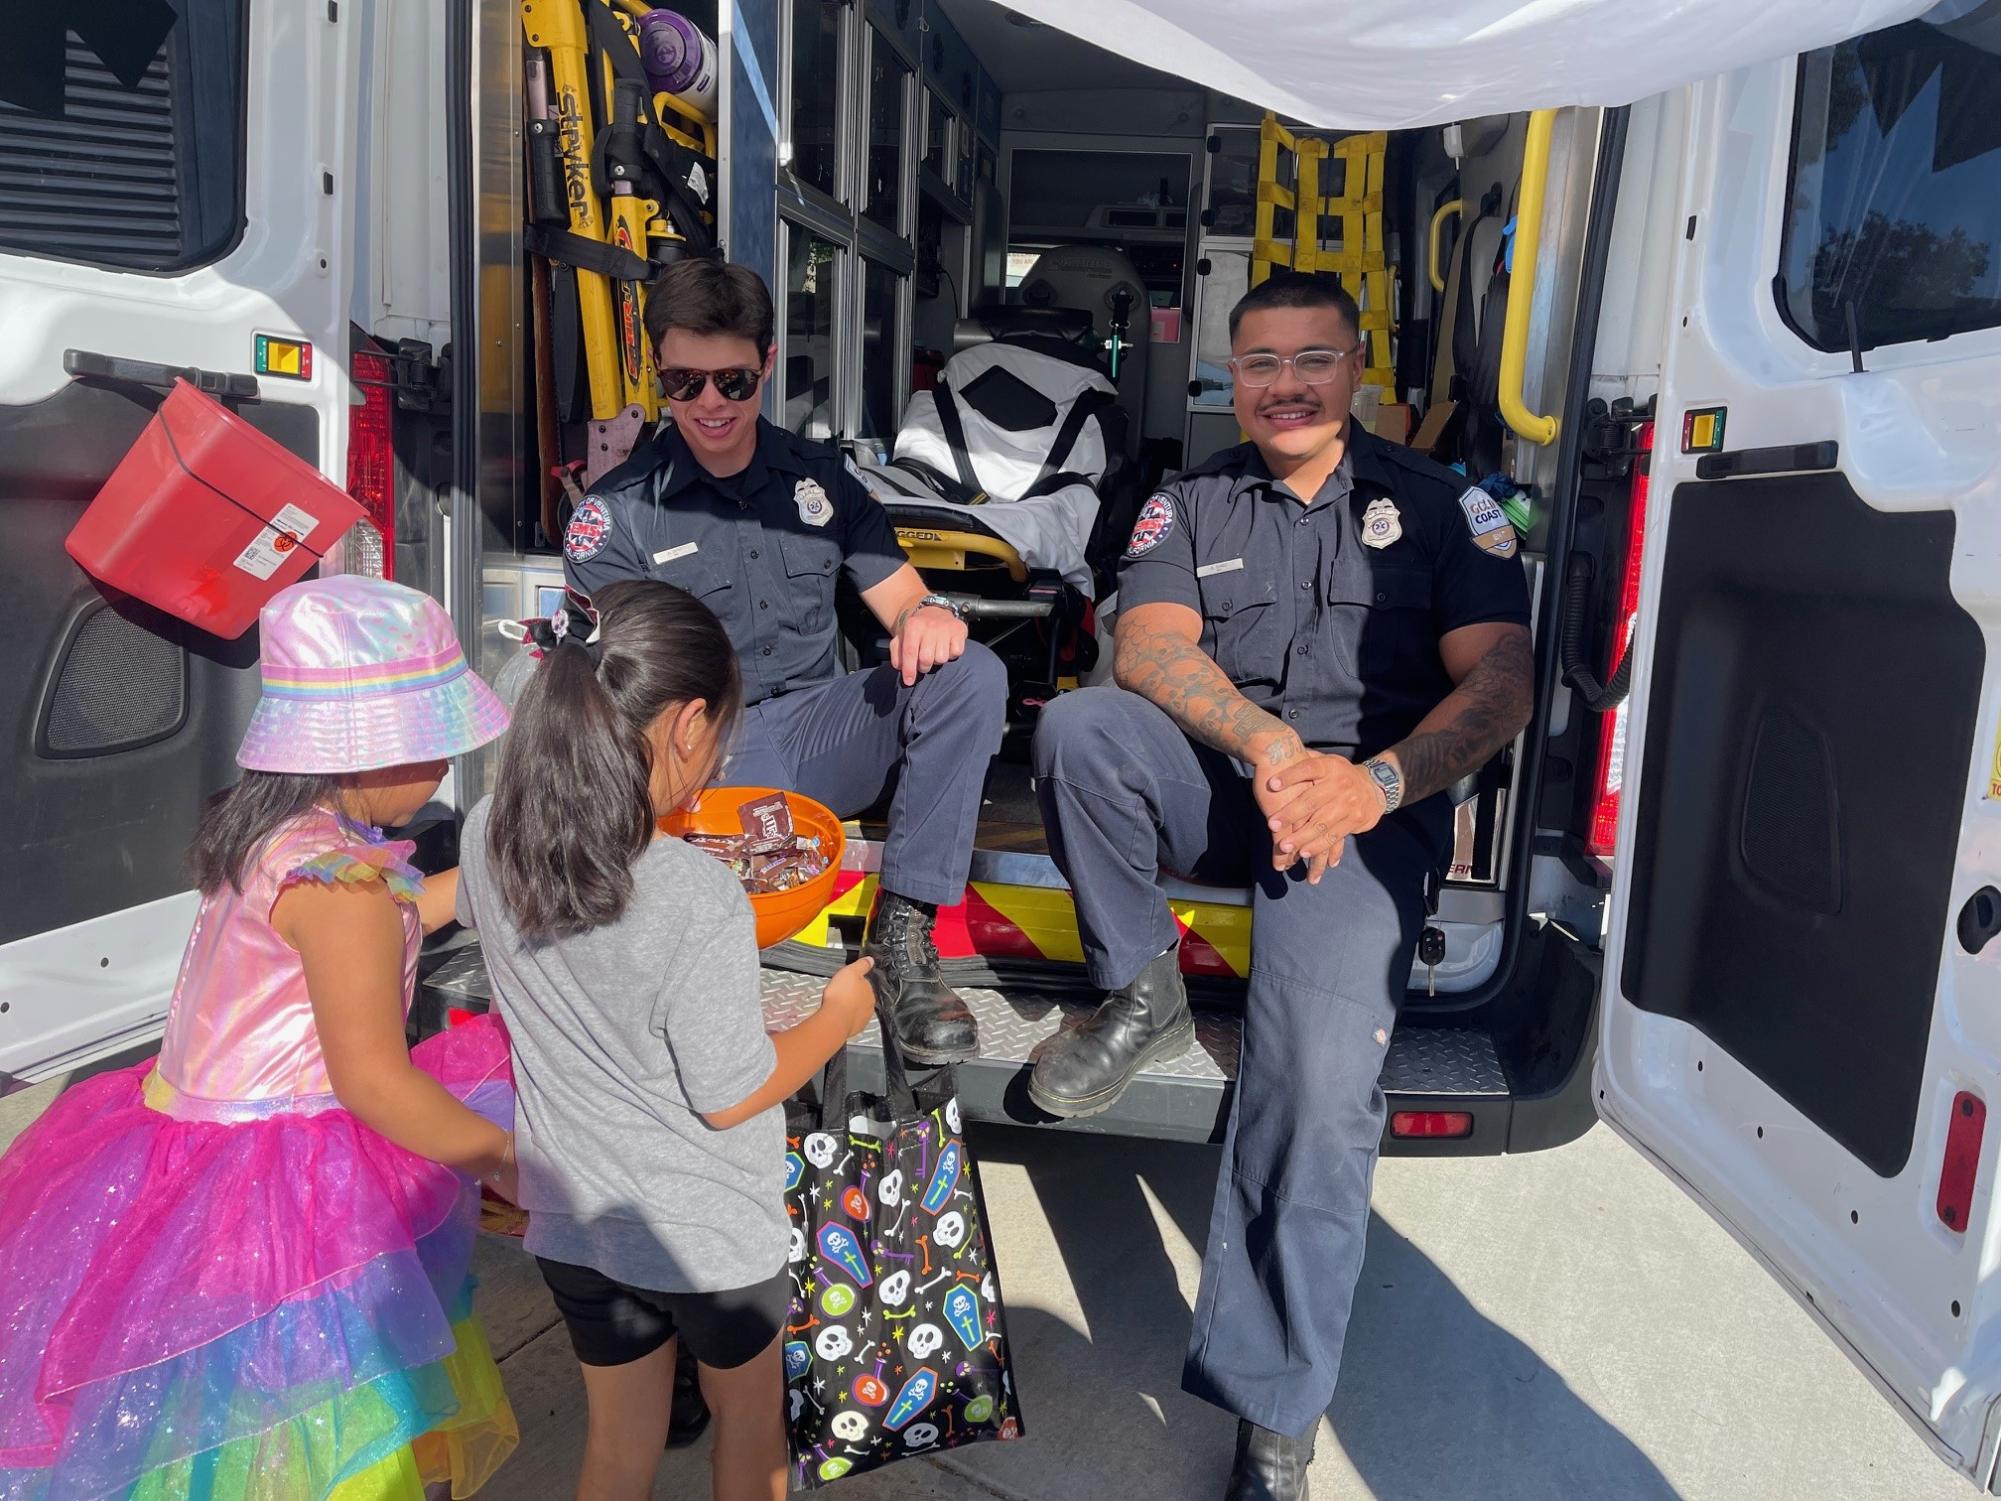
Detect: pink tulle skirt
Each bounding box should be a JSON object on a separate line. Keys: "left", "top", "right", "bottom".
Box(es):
{"left": 0, "top": 1015, "right": 517, "bottom": 1501}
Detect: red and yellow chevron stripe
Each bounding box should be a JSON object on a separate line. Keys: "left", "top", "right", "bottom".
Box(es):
{"left": 794, "top": 872, "right": 1251, "bottom": 978}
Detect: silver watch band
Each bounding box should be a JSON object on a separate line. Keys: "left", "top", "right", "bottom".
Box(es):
{"left": 916, "top": 592, "right": 964, "bottom": 621}
{"left": 1364, "top": 756, "right": 1403, "bottom": 813}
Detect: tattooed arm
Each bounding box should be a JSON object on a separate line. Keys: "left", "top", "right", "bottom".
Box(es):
{"left": 1379, "top": 623, "right": 1534, "bottom": 803}
{"left": 1262, "top": 622, "right": 1533, "bottom": 881}
{"left": 1112, "top": 602, "right": 1305, "bottom": 771}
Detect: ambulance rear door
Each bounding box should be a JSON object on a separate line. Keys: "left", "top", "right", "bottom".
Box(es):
{"left": 0, "top": 6, "right": 365, "bottom": 1085}
{"left": 1594, "top": 16, "right": 2001, "bottom": 1486}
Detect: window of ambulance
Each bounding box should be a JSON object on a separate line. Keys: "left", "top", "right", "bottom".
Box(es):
{"left": 0, "top": 4, "right": 249, "bottom": 273}
{"left": 1780, "top": 17, "right": 2001, "bottom": 352}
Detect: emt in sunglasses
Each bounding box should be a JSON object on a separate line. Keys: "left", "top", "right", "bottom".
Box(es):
{"left": 562, "top": 259, "right": 1003, "bottom": 1066}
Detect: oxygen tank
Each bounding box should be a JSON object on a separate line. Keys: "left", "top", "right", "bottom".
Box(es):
{"left": 636, "top": 10, "right": 718, "bottom": 119}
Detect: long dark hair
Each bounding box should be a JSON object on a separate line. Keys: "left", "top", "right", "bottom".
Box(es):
{"left": 490, "top": 580, "right": 743, "bottom": 940}
{"left": 189, "top": 771, "right": 340, "bottom": 895}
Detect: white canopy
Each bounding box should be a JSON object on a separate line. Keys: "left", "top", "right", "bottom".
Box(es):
{"left": 999, "top": 0, "right": 1942, "bottom": 130}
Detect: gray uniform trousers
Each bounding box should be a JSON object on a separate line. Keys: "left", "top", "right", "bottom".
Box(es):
{"left": 720, "top": 642, "right": 1006, "bottom": 906}
{"left": 1033, "top": 685, "right": 1433, "bottom": 1435}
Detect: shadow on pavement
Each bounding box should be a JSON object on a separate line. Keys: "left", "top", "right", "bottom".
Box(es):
{"left": 960, "top": 1126, "right": 1679, "bottom": 1501}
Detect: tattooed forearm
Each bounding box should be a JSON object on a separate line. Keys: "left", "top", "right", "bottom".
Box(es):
{"left": 1114, "top": 610, "right": 1299, "bottom": 764}
{"left": 1388, "top": 628, "right": 1534, "bottom": 804}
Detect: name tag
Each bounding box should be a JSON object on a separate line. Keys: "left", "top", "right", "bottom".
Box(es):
{"left": 1195, "top": 557, "right": 1245, "bottom": 579}
{"left": 653, "top": 541, "right": 699, "bottom": 565}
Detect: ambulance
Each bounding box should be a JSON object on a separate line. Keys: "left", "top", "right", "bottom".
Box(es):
{"left": 2, "top": 0, "right": 1998, "bottom": 1483}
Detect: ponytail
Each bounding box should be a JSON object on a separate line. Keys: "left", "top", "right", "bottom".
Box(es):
{"left": 489, "top": 580, "right": 742, "bottom": 940}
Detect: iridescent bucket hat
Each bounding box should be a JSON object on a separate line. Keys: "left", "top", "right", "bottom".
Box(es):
{"left": 236, "top": 575, "right": 510, "bottom": 773}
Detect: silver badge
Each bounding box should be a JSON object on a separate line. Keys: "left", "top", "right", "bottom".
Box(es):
{"left": 1360, "top": 496, "right": 1403, "bottom": 549}
{"left": 795, "top": 477, "right": 833, "bottom": 528}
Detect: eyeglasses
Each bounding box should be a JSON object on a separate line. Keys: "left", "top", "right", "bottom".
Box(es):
{"left": 1227, "top": 348, "right": 1358, "bottom": 388}
{"left": 658, "top": 365, "right": 765, "bottom": 402}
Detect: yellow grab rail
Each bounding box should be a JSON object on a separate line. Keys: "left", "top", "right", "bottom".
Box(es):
{"left": 1499, "top": 109, "right": 1560, "bottom": 447}
{"left": 1427, "top": 198, "right": 1464, "bottom": 293}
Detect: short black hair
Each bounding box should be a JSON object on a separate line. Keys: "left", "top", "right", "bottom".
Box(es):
{"left": 1228, "top": 271, "right": 1362, "bottom": 346}
{"left": 644, "top": 258, "right": 776, "bottom": 361}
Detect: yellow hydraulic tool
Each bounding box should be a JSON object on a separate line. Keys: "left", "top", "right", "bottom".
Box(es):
{"left": 521, "top": 0, "right": 622, "bottom": 420}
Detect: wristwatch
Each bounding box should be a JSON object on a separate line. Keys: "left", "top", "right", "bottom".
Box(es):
{"left": 916, "top": 592, "right": 965, "bottom": 621}
{"left": 1362, "top": 756, "right": 1404, "bottom": 813}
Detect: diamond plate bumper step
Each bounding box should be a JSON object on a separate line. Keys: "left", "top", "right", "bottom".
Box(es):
{"left": 419, "top": 942, "right": 1513, "bottom": 1147}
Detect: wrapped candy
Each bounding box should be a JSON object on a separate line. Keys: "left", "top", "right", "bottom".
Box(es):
{"left": 681, "top": 827, "right": 828, "bottom": 894}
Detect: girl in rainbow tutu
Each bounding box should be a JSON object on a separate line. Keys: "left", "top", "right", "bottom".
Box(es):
{"left": 0, "top": 576, "right": 521, "bottom": 1500}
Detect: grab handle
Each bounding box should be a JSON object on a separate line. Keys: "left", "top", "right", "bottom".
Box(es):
{"left": 1427, "top": 199, "right": 1464, "bottom": 293}
{"left": 1499, "top": 109, "right": 1561, "bottom": 448}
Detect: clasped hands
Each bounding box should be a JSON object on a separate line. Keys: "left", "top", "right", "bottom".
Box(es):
{"left": 1253, "top": 738, "right": 1390, "bottom": 885}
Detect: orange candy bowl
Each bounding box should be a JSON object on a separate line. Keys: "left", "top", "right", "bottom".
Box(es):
{"left": 657, "top": 786, "right": 846, "bottom": 949}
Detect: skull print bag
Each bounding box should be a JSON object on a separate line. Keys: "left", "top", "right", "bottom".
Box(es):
{"left": 781, "top": 1028, "right": 1024, "bottom": 1488}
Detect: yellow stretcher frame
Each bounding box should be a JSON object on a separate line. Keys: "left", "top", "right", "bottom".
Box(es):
{"left": 893, "top": 524, "right": 1030, "bottom": 585}
{"left": 521, "top": 0, "right": 722, "bottom": 425}
{"left": 520, "top": 0, "right": 621, "bottom": 420}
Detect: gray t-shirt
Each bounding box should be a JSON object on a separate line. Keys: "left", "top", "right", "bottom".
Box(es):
{"left": 456, "top": 796, "right": 785, "bottom": 1292}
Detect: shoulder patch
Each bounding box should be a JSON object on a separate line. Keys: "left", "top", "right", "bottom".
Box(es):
{"left": 1458, "top": 486, "right": 1518, "bottom": 559}
{"left": 563, "top": 496, "right": 614, "bottom": 564}
{"left": 1125, "top": 492, "right": 1178, "bottom": 558}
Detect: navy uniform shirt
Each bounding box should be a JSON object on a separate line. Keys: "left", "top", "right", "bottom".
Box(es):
{"left": 563, "top": 420, "right": 908, "bottom": 704}
{"left": 1118, "top": 428, "right": 1530, "bottom": 841}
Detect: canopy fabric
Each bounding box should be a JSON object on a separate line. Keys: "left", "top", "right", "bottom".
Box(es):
{"left": 999, "top": 0, "right": 1942, "bottom": 130}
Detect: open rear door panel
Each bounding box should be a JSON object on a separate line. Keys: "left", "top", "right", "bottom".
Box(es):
{"left": 1597, "top": 22, "right": 2001, "bottom": 1487}
{"left": 0, "top": 6, "right": 361, "bottom": 1084}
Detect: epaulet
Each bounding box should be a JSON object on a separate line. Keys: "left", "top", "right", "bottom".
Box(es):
{"left": 772, "top": 424, "right": 844, "bottom": 470}
{"left": 1167, "top": 442, "right": 1260, "bottom": 484}
{"left": 1367, "top": 438, "right": 1465, "bottom": 496}
{"left": 589, "top": 434, "right": 673, "bottom": 498}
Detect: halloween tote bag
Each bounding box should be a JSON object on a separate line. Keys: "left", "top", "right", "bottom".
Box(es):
{"left": 782, "top": 1030, "right": 1024, "bottom": 1488}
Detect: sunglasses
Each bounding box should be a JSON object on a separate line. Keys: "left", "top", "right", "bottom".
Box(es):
{"left": 658, "top": 365, "right": 765, "bottom": 402}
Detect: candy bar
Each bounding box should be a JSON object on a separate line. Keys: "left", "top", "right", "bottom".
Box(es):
{"left": 678, "top": 824, "right": 828, "bottom": 895}
{"left": 737, "top": 792, "right": 794, "bottom": 853}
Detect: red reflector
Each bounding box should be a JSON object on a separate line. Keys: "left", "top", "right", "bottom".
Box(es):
{"left": 1391, "top": 1111, "right": 1473, "bottom": 1139}
{"left": 1588, "top": 419, "right": 1655, "bottom": 858}
{"left": 1938, "top": 1091, "right": 1986, "bottom": 1233}
{"left": 345, "top": 348, "right": 396, "bottom": 578}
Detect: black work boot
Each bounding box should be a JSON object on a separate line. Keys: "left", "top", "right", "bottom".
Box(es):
{"left": 863, "top": 892, "right": 978, "bottom": 1066}
{"left": 1225, "top": 1419, "right": 1316, "bottom": 1501}
{"left": 1028, "top": 946, "right": 1192, "bottom": 1118}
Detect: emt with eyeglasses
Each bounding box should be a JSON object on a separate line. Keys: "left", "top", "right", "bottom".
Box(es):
{"left": 1028, "top": 271, "right": 1534, "bottom": 1499}
{"left": 562, "top": 259, "right": 1005, "bottom": 1066}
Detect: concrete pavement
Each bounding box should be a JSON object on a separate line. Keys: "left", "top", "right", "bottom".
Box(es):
{"left": 0, "top": 1074, "right": 1968, "bottom": 1499}
{"left": 480, "top": 1122, "right": 1966, "bottom": 1501}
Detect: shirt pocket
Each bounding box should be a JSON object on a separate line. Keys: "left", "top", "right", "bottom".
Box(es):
{"left": 1330, "top": 561, "right": 1433, "bottom": 681}
{"left": 656, "top": 549, "right": 732, "bottom": 609}
{"left": 1197, "top": 567, "right": 1283, "bottom": 685}
{"left": 780, "top": 532, "right": 842, "bottom": 630}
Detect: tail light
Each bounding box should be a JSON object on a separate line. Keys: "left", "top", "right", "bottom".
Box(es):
{"left": 1390, "top": 1111, "right": 1474, "bottom": 1139}
{"left": 1587, "top": 419, "right": 1654, "bottom": 858}
{"left": 343, "top": 346, "right": 396, "bottom": 578}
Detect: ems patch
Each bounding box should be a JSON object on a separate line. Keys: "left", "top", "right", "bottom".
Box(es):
{"left": 1458, "top": 486, "right": 1518, "bottom": 559}
{"left": 796, "top": 477, "right": 833, "bottom": 528}
{"left": 564, "top": 497, "right": 613, "bottom": 563}
{"left": 1125, "top": 493, "right": 1177, "bottom": 558}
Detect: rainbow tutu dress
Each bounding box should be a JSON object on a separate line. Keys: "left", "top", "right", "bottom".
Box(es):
{"left": 0, "top": 810, "right": 518, "bottom": 1500}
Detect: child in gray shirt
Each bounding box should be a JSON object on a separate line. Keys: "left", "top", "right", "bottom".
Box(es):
{"left": 459, "top": 581, "right": 874, "bottom": 1501}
